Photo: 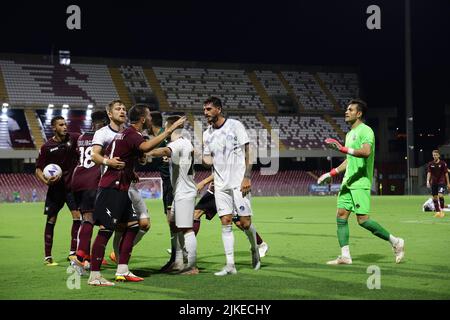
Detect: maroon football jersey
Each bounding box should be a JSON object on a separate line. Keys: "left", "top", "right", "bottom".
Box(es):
{"left": 36, "top": 132, "right": 80, "bottom": 189}
{"left": 98, "top": 126, "right": 145, "bottom": 191}
{"left": 71, "top": 131, "right": 102, "bottom": 192}
{"left": 427, "top": 160, "right": 448, "bottom": 185}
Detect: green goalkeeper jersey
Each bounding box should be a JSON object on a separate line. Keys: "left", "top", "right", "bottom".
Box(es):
{"left": 342, "top": 122, "right": 375, "bottom": 190}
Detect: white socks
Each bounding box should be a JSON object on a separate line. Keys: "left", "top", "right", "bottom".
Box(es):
{"left": 116, "top": 264, "right": 129, "bottom": 275}
{"left": 389, "top": 234, "right": 399, "bottom": 246}
{"left": 341, "top": 245, "right": 351, "bottom": 258}
{"left": 184, "top": 231, "right": 197, "bottom": 269}
{"left": 244, "top": 223, "right": 258, "bottom": 252}
{"left": 175, "top": 232, "right": 184, "bottom": 264}
{"left": 222, "top": 224, "right": 235, "bottom": 266}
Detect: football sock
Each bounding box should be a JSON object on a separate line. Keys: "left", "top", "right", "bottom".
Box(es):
{"left": 116, "top": 264, "right": 129, "bottom": 275}
{"left": 360, "top": 219, "right": 390, "bottom": 241}
{"left": 256, "top": 232, "right": 263, "bottom": 245}
{"left": 133, "top": 228, "right": 148, "bottom": 246}
{"left": 389, "top": 234, "right": 400, "bottom": 246}
{"left": 184, "top": 231, "right": 197, "bottom": 269}
{"left": 169, "top": 229, "right": 177, "bottom": 262}
{"left": 433, "top": 199, "right": 441, "bottom": 212}
{"left": 175, "top": 232, "right": 184, "bottom": 263}
{"left": 222, "top": 224, "right": 235, "bottom": 266}
{"left": 70, "top": 220, "right": 82, "bottom": 253}
{"left": 341, "top": 245, "right": 351, "bottom": 258}
{"left": 244, "top": 223, "right": 258, "bottom": 251}
{"left": 193, "top": 219, "right": 201, "bottom": 236}
{"left": 439, "top": 197, "right": 445, "bottom": 211}
{"left": 118, "top": 225, "right": 139, "bottom": 265}
{"left": 336, "top": 218, "right": 349, "bottom": 247}
{"left": 76, "top": 221, "right": 93, "bottom": 261}
{"left": 112, "top": 230, "right": 124, "bottom": 261}
{"left": 44, "top": 221, "right": 55, "bottom": 257}
{"left": 91, "top": 229, "right": 113, "bottom": 271}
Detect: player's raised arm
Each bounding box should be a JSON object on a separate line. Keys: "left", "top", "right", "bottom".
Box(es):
{"left": 317, "top": 159, "right": 348, "bottom": 185}
{"left": 324, "top": 138, "right": 372, "bottom": 158}
{"left": 148, "top": 147, "right": 172, "bottom": 158}
{"left": 139, "top": 116, "right": 186, "bottom": 153}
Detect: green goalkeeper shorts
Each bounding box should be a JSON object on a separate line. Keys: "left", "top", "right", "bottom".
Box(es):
{"left": 337, "top": 186, "right": 371, "bottom": 215}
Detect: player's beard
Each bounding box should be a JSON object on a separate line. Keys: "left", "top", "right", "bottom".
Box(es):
{"left": 207, "top": 114, "right": 218, "bottom": 125}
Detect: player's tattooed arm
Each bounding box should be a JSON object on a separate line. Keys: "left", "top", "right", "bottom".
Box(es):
{"left": 241, "top": 143, "right": 252, "bottom": 196}
{"left": 140, "top": 116, "right": 186, "bottom": 152}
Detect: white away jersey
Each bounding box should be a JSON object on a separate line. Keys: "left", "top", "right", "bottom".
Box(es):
{"left": 203, "top": 118, "right": 249, "bottom": 191}
{"left": 168, "top": 137, "right": 197, "bottom": 200}
{"left": 92, "top": 125, "right": 120, "bottom": 174}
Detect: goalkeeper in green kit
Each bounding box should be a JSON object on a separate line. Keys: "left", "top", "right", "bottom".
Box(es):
{"left": 318, "top": 99, "right": 405, "bottom": 265}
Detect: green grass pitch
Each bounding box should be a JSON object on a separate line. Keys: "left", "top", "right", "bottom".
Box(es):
{"left": 1, "top": 196, "right": 449, "bottom": 300}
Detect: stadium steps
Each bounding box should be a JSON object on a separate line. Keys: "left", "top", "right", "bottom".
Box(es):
{"left": 0, "top": 66, "right": 9, "bottom": 103}
{"left": 256, "top": 113, "right": 286, "bottom": 151}
{"left": 313, "top": 73, "right": 342, "bottom": 112}
{"left": 143, "top": 68, "right": 170, "bottom": 112}
{"left": 248, "top": 72, "right": 277, "bottom": 113}
{"left": 108, "top": 67, "right": 133, "bottom": 108}
{"left": 323, "top": 114, "right": 346, "bottom": 140}
{"left": 277, "top": 72, "right": 305, "bottom": 112}
{"left": 24, "top": 109, "right": 45, "bottom": 149}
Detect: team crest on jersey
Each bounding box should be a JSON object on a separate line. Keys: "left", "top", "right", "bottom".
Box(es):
{"left": 67, "top": 141, "right": 71, "bottom": 147}
{"left": 352, "top": 134, "right": 357, "bottom": 141}
{"left": 239, "top": 205, "right": 245, "bottom": 211}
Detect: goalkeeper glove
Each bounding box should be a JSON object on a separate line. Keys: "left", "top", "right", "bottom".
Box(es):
{"left": 324, "top": 138, "right": 354, "bottom": 155}
{"left": 317, "top": 168, "right": 339, "bottom": 185}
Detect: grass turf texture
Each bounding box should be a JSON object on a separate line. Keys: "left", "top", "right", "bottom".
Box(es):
{"left": 0, "top": 196, "right": 449, "bottom": 300}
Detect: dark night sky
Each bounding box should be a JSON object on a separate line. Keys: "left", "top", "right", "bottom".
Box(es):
{"left": 1, "top": 0, "right": 449, "bottom": 139}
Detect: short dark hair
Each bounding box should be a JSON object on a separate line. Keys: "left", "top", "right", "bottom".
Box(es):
{"left": 91, "top": 110, "right": 108, "bottom": 124}
{"left": 166, "top": 115, "right": 183, "bottom": 129}
{"left": 106, "top": 99, "right": 124, "bottom": 112}
{"left": 203, "top": 96, "right": 223, "bottom": 109}
{"left": 51, "top": 116, "right": 65, "bottom": 126}
{"left": 348, "top": 99, "right": 367, "bottom": 119}
{"left": 150, "top": 111, "right": 163, "bottom": 127}
{"left": 128, "top": 104, "right": 150, "bottom": 123}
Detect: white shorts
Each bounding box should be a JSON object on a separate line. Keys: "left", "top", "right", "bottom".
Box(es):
{"left": 128, "top": 183, "right": 150, "bottom": 220}
{"left": 171, "top": 197, "right": 195, "bottom": 228}
{"left": 215, "top": 188, "right": 253, "bottom": 218}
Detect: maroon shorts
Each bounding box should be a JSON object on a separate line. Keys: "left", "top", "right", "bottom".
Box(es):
{"left": 44, "top": 185, "right": 77, "bottom": 217}
{"left": 93, "top": 188, "right": 138, "bottom": 230}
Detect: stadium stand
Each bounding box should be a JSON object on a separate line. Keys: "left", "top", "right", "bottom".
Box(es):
{"left": 317, "top": 72, "right": 359, "bottom": 110}
{"left": 119, "top": 66, "right": 155, "bottom": 105}
{"left": 281, "top": 71, "right": 335, "bottom": 111}
{"left": 153, "top": 67, "right": 264, "bottom": 111}
{"left": 0, "top": 60, "right": 118, "bottom": 107}
{"left": 265, "top": 115, "right": 342, "bottom": 150}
